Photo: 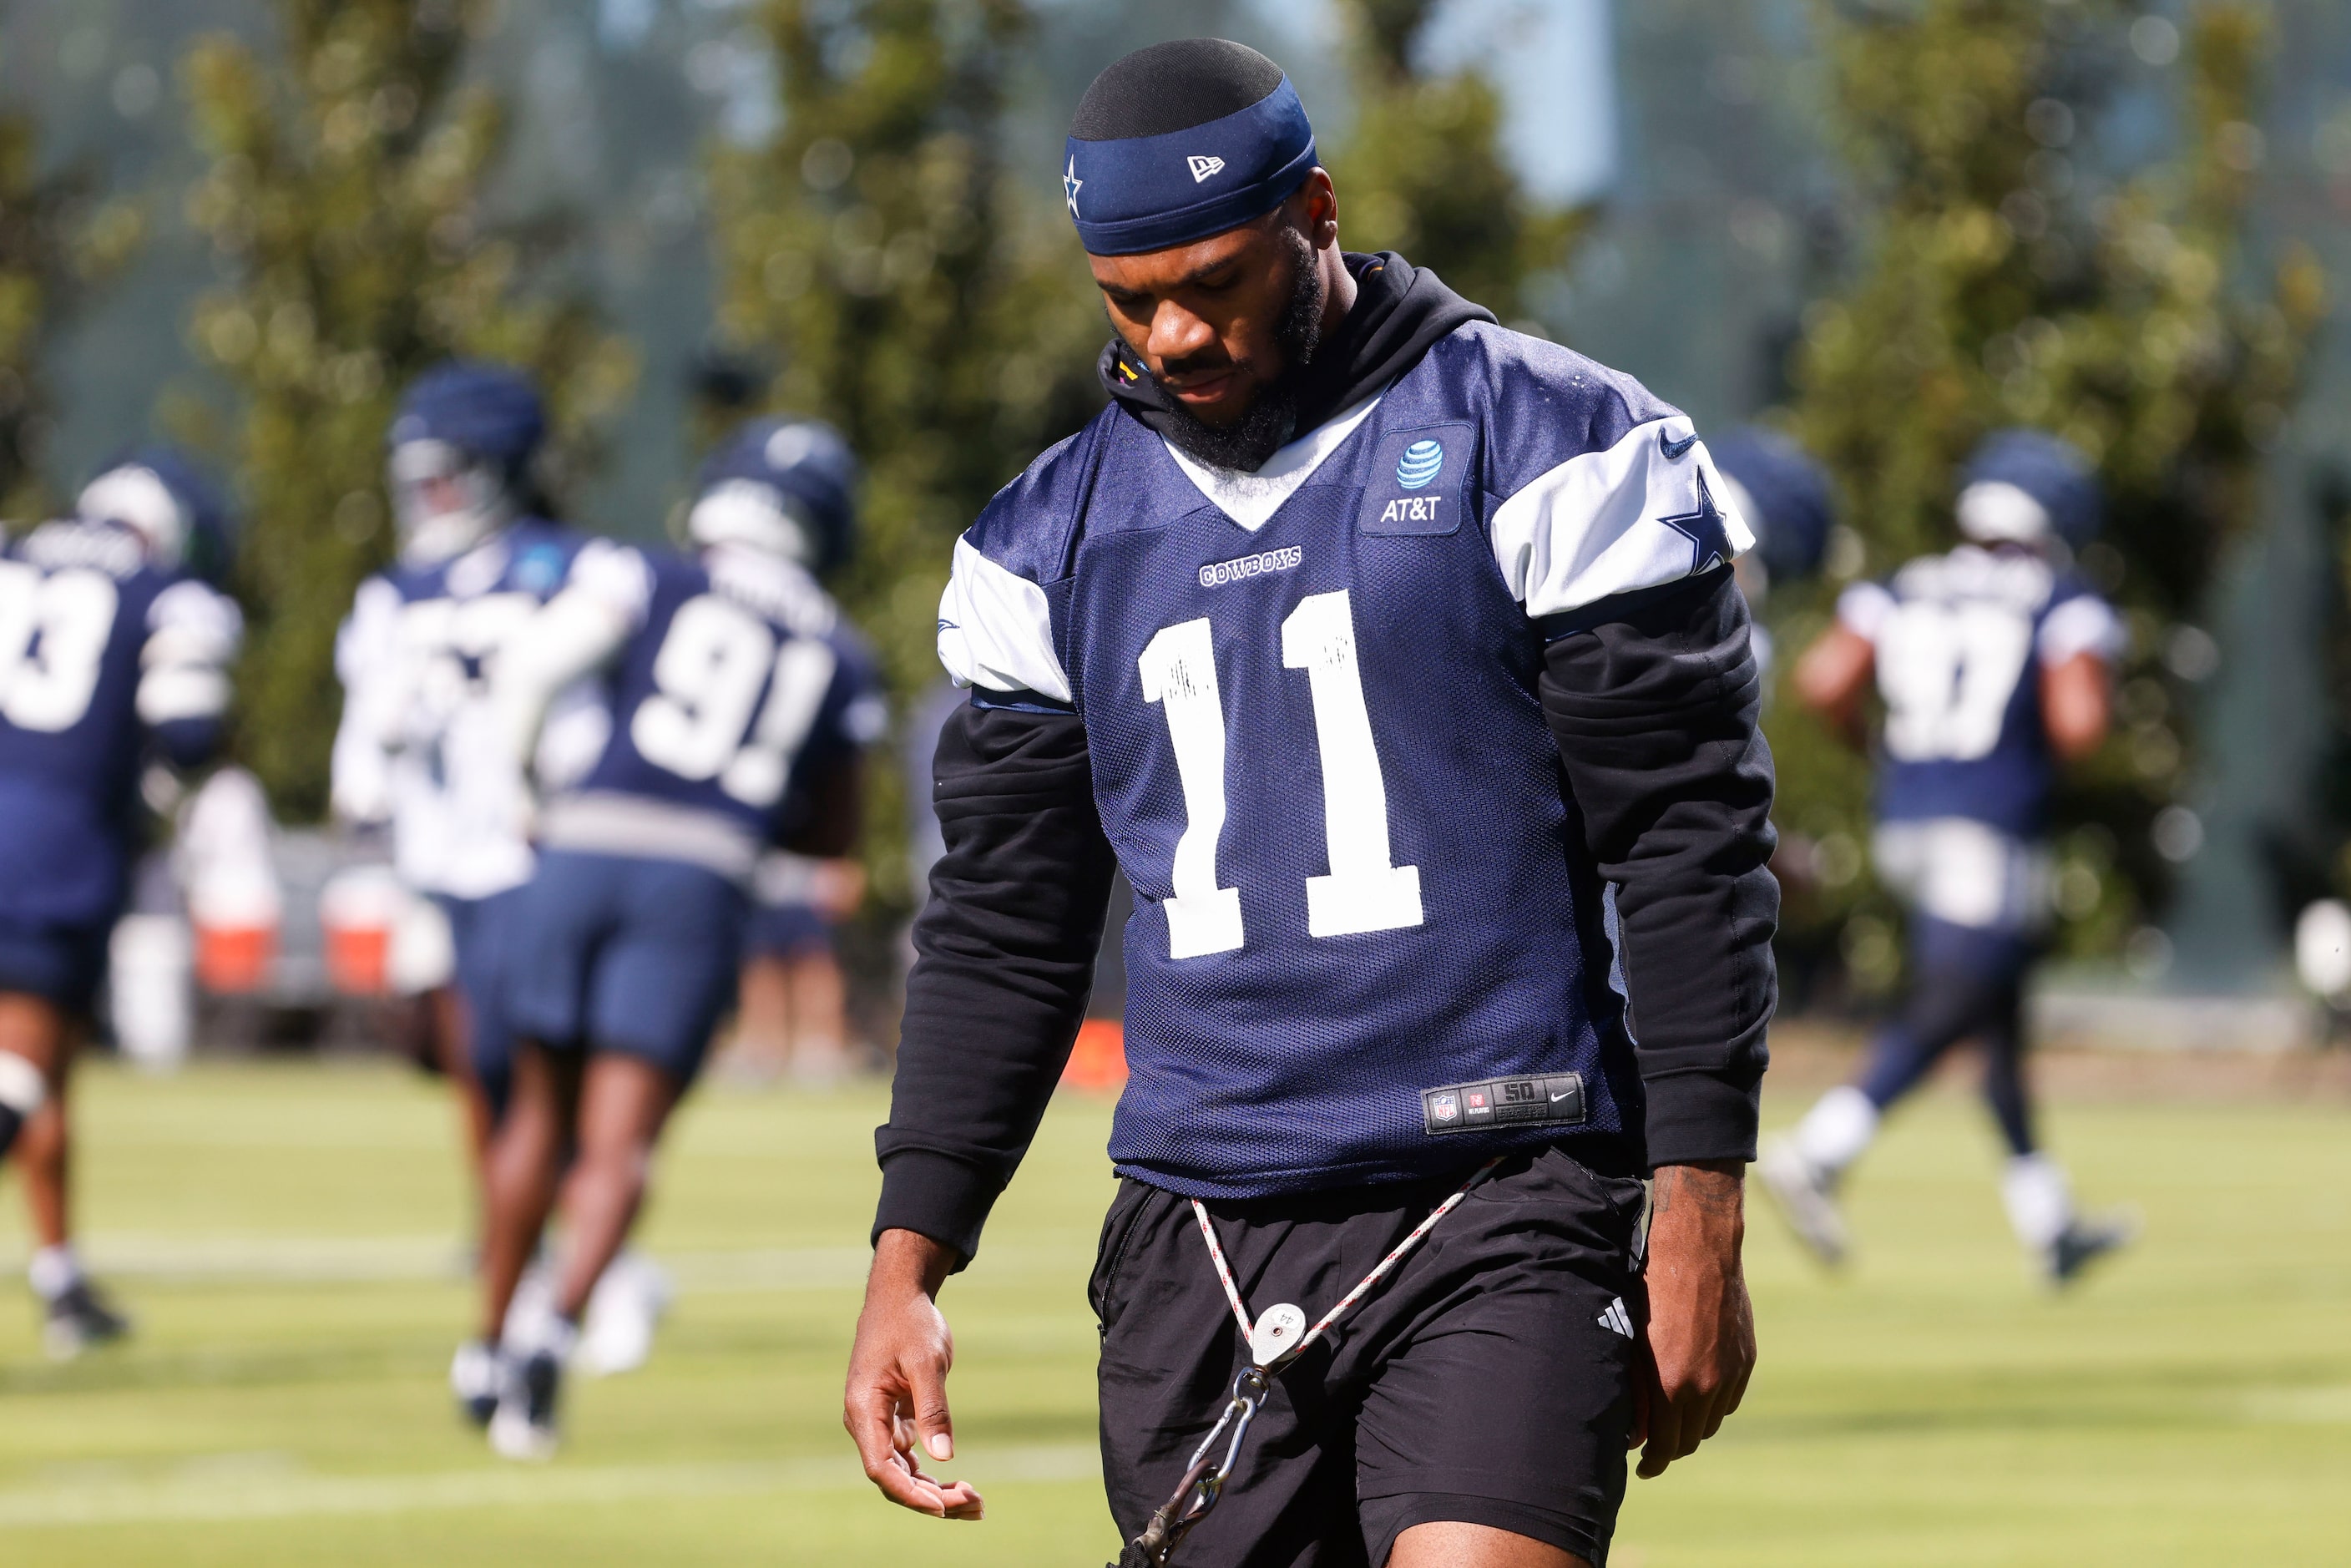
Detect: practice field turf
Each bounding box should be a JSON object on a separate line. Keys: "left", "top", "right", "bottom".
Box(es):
{"left": 0, "top": 1059, "right": 2345, "bottom": 1565}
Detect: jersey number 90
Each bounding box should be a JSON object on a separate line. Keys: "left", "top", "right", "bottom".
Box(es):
{"left": 631, "top": 594, "right": 837, "bottom": 807}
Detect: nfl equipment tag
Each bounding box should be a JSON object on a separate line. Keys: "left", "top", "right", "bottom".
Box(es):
{"left": 1250, "top": 1302, "right": 1307, "bottom": 1366}
{"left": 1422, "top": 1073, "right": 1585, "bottom": 1135}
{"left": 1360, "top": 423, "right": 1471, "bottom": 538}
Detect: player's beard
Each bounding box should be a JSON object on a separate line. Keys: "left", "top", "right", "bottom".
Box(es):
{"left": 1152, "top": 227, "right": 1326, "bottom": 474}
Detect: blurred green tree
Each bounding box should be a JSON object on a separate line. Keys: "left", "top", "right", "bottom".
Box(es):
{"left": 709, "top": 0, "right": 1105, "bottom": 899}
{"left": 0, "top": 114, "right": 142, "bottom": 518}
{"left": 181, "top": 0, "right": 636, "bottom": 820}
{"left": 1771, "top": 0, "right": 2323, "bottom": 988}
{"left": 1322, "top": 0, "right": 1587, "bottom": 321}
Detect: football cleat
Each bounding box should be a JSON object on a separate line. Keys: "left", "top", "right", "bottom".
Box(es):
{"left": 1758, "top": 1136, "right": 1850, "bottom": 1268}
{"left": 43, "top": 1279, "right": 131, "bottom": 1361}
{"left": 2045, "top": 1211, "right": 2138, "bottom": 1288}
{"left": 450, "top": 1338, "right": 499, "bottom": 1427}
{"left": 501, "top": 1262, "right": 553, "bottom": 1344}
{"left": 579, "top": 1252, "right": 672, "bottom": 1379}
{"left": 488, "top": 1348, "right": 564, "bottom": 1461}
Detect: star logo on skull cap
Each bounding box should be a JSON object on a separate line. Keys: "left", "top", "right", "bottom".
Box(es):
{"left": 1064, "top": 158, "right": 1084, "bottom": 220}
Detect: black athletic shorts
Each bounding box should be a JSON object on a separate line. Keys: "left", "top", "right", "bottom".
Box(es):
{"left": 1091, "top": 1146, "right": 1649, "bottom": 1568}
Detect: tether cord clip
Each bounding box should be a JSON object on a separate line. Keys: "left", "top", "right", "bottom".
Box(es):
{"left": 1112, "top": 1159, "right": 1503, "bottom": 1568}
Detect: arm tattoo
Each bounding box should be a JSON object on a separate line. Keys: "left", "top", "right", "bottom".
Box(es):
{"left": 1651, "top": 1162, "right": 1745, "bottom": 1219}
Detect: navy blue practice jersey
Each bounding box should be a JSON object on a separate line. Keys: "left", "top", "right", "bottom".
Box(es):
{"left": 1839, "top": 544, "right": 2121, "bottom": 837}
{"left": 544, "top": 541, "right": 882, "bottom": 862}
{"left": 333, "top": 518, "right": 592, "bottom": 899}
{"left": 939, "top": 323, "right": 1758, "bottom": 1197}
{"left": 0, "top": 518, "right": 241, "bottom": 928}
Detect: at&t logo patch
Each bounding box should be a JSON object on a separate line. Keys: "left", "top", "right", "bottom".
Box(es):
{"left": 1396, "top": 439, "right": 1444, "bottom": 489}
{"left": 1378, "top": 495, "right": 1444, "bottom": 527}
{"left": 1361, "top": 424, "right": 1470, "bottom": 539}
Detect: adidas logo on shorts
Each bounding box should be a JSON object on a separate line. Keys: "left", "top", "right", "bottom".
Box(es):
{"left": 1598, "top": 1297, "right": 1634, "bottom": 1338}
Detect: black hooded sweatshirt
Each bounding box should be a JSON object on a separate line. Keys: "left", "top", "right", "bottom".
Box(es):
{"left": 1096, "top": 251, "right": 1495, "bottom": 471}
{"left": 877, "top": 254, "right": 1777, "bottom": 1264}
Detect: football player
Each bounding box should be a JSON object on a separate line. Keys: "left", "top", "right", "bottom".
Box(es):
{"left": 846, "top": 41, "right": 1775, "bottom": 1568}
{"left": 1762, "top": 429, "right": 2136, "bottom": 1284}
{"left": 714, "top": 426, "right": 873, "bottom": 1085}
{"left": 329, "top": 362, "right": 609, "bottom": 1419}
{"left": 1708, "top": 426, "right": 1835, "bottom": 679}
{"left": 473, "top": 416, "right": 882, "bottom": 1458}
{"left": 0, "top": 448, "right": 241, "bottom": 1357}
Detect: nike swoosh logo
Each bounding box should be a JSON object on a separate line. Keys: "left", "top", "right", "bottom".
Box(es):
{"left": 1550, "top": 1090, "right": 1574, "bottom": 1103}
{"left": 1658, "top": 427, "right": 1699, "bottom": 460}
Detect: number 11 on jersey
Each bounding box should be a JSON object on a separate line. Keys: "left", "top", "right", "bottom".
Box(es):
{"left": 1282, "top": 591, "right": 1423, "bottom": 938}
{"left": 1138, "top": 589, "right": 1423, "bottom": 960}
{"left": 1137, "top": 617, "right": 1246, "bottom": 959}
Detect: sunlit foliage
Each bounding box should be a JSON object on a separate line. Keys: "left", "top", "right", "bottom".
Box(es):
{"left": 182, "top": 0, "right": 635, "bottom": 818}
{"left": 1770, "top": 0, "right": 2321, "bottom": 988}
{"left": 0, "top": 113, "right": 142, "bottom": 519}
{"left": 709, "top": 0, "right": 1105, "bottom": 900}
{"left": 1323, "top": 0, "right": 1588, "bottom": 322}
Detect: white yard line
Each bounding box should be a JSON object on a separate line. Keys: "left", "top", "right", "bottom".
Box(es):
{"left": 0, "top": 1239, "right": 1082, "bottom": 1291}
{"left": 0, "top": 1444, "right": 1100, "bottom": 1529}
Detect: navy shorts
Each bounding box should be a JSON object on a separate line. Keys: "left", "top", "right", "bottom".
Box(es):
{"left": 503, "top": 849, "right": 746, "bottom": 1085}
{"left": 435, "top": 886, "right": 530, "bottom": 1123}
{"left": 743, "top": 899, "right": 832, "bottom": 961}
{"left": 0, "top": 919, "right": 110, "bottom": 1015}
{"left": 1094, "top": 1147, "right": 1647, "bottom": 1567}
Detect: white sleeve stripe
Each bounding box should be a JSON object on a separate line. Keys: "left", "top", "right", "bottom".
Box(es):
{"left": 336, "top": 578, "right": 401, "bottom": 687}
{"left": 565, "top": 539, "right": 655, "bottom": 627}
{"left": 142, "top": 625, "right": 238, "bottom": 668}
{"left": 1837, "top": 582, "right": 1898, "bottom": 644}
{"left": 139, "top": 668, "right": 231, "bottom": 724}
{"left": 937, "top": 535, "right": 1071, "bottom": 703}
{"left": 2037, "top": 594, "right": 2124, "bottom": 666}
{"left": 1487, "top": 417, "right": 1757, "bottom": 620}
{"left": 146, "top": 580, "right": 244, "bottom": 656}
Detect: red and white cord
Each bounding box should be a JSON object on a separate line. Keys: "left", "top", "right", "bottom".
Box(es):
{"left": 1189, "top": 1158, "right": 1502, "bottom": 1364}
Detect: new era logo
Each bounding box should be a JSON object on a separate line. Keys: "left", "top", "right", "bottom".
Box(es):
{"left": 1599, "top": 1297, "right": 1635, "bottom": 1339}
{"left": 1187, "top": 154, "right": 1226, "bottom": 183}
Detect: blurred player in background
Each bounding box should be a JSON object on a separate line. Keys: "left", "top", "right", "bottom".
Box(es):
{"left": 1709, "top": 426, "right": 1835, "bottom": 680}
{"left": 705, "top": 423, "right": 882, "bottom": 1084}
{"left": 1764, "top": 429, "right": 2136, "bottom": 1285}
{"left": 735, "top": 850, "right": 865, "bottom": 1081}
{"left": 1711, "top": 428, "right": 1842, "bottom": 912}
{"left": 474, "top": 416, "right": 880, "bottom": 1458}
{"left": 329, "top": 362, "right": 643, "bottom": 1420}
{"left": 0, "top": 448, "right": 241, "bottom": 1356}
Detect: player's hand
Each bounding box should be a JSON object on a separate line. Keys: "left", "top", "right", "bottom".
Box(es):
{"left": 845, "top": 1228, "right": 983, "bottom": 1520}
{"left": 812, "top": 857, "right": 867, "bottom": 922}
{"left": 1631, "top": 1160, "right": 1755, "bottom": 1479}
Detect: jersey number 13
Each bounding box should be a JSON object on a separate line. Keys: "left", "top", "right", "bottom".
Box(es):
{"left": 1139, "top": 589, "right": 1423, "bottom": 959}
{"left": 0, "top": 565, "right": 119, "bottom": 734}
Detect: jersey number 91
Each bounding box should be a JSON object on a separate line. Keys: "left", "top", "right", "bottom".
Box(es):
{"left": 630, "top": 593, "right": 837, "bottom": 807}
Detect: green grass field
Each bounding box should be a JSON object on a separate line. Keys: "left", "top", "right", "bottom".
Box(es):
{"left": 0, "top": 1058, "right": 2345, "bottom": 1565}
